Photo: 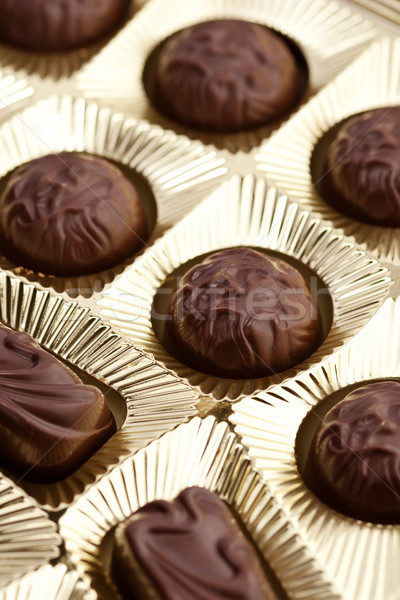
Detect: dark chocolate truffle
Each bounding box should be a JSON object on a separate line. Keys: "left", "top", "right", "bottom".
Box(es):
{"left": 0, "top": 323, "right": 116, "bottom": 483}
{"left": 321, "top": 106, "right": 400, "bottom": 226}
{"left": 0, "top": 152, "right": 148, "bottom": 276}
{"left": 111, "top": 487, "right": 278, "bottom": 600}
{"left": 154, "top": 19, "right": 303, "bottom": 133}
{"left": 305, "top": 381, "right": 400, "bottom": 523}
{"left": 0, "top": 0, "right": 128, "bottom": 52}
{"left": 161, "top": 247, "right": 323, "bottom": 379}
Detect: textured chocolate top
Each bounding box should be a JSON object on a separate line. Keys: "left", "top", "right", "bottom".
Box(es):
{"left": 113, "top": 487, "right": 278, "bottom": 600}
{"left": 0, "top": 0, "right": 128, "bottom": 51}
{"left": 0, "top": 323, "right": 116, "bottom": 482}
{"left": 0, "top": 152, "right": 147, "bottom": 276}
{"left": 163, "top": 248, "right": 322, "bottom": 378}
{"left": 323, "top": 107, "right": 400, "bottom": 226}
{"left": 306, "top": 381, "right": 400, "bottom": 523}
{"left": 155, "top": 19, "right": 303, "bottom": 133}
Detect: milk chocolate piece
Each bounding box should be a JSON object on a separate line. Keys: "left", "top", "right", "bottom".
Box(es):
{"left": 162, "top": 248, "right": 323, "bottom": 379}
{"left": 0, "top": 323, "right": 116, "bottom": 483}
{"left": 154, "top": 19, "right": 303, "bottom": 133}
{"left": 111, "top": 487, "right": 278, "bottom": 600}
{"left": 0, "top": 0, "right": 128, "bottom": 52}
{"left": 0, "top": 152, "right": 148, "bottom": 276}
{"left": 321, "top": 107, "right": 400, "bottom": 226}
{"left": 305, "top": 381, "right": 400, "bottom": 523}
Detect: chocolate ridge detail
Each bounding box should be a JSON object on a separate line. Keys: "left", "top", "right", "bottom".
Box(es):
{"left": 304, "top": 380, "right": 400, "bottom": 523}
{"left": 154, "top": 19, "right": 304, "bottom": 133}
{"left": 0, "top": 323, "right": 116, "bottom": 482}
{"left": 161, "top": 247, "right": 323, "bottom": 379}
{"left": 111, "top": 487, "right": 279, "bottom": 600}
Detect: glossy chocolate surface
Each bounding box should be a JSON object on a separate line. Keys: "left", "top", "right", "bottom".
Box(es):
{"left": 112, "top": 486, "right": 278, "bottom": 600}
{"left": 0, "top": 0, "right": 128, "bottom": 51}
{"left": 0, "top": 323, "right": 116, "bottom": 482}
{"left": 0, "top": 152, "right": 148, "bottom": 276}
{"left": 154, "top": 19, "right": 303, "bottom": 133}
{"left": 321, "top": 107, "right": 400, "bottom": 226}
{"left": 162, "top": 248, "right": 323, "bottom": 379}
{"left": 305, "top": 380, "right": 400, "bottom": 523}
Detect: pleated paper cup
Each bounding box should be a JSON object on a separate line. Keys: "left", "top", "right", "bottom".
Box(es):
{"left": 98, "top": 174, "right": 391, "bottom": 401}
{"left": 254, "top": 37, "right": 400, "bottom": 264}
{"left": 0, "top": 94, "right": 228, "bottom": 297}
{"left": 0, "top": 69, "right": 33, "bottom": 124}
{"left": 0, "top": 565, "right": 94, "bottom": 600}
{"left": 75, "top": 0, "right": 376, "bottom": 153}
{"left": 59, "top": 415, "right": 341, "bottom": 600}
{"left": 231, "top": 296, "right": 400, "bottom": 600}
{"left": 0, "top": 473, "right": 60, "bottom": 588}
{"left": 0, "top": 271, "right": 199, "bottom": 511}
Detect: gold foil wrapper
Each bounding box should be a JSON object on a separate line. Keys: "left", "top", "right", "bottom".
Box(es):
{"left": 231, "top": 296, "right": 400, "bottom": 600}
{"left": 0, "top": 271, "right": 199, "bottom": 511}
{"left": 254, "top": 37, "right": 400, "bottom": 264}
{"left": 0, "top": 94, "right": 228, "bottom": 297}
{"left": 0, "top": 565, "right": 94, "bottom": 600}
{"left": 75, "top": 0, "right": 376, "bottom": 152}
{"left": 59, "top": 415, "right": 341, "bottom": 600}
{"left": 0, "top": 473, "right": 60, "bottom": 588}
{"left": 98, "top": 174, "right": 391, "bottom": 401}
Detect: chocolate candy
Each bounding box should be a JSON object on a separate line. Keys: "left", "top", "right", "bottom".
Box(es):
{"left": 154, "top": 19, "right": 303, "bottom": 133}
{"left": 321, "top": 106, "right": 400, "bottom": 226}
{"left": 0, "top": 0, "right": 128, "bottom": 51}
{"left": 0, "top": 152, "right": 148, "bottom": 276}
{"left": 305, "top": 380, "right": 400, "bottom": 523}
{"left": 0, "top": 323, "right": 116, "bottom": 483}
{"left": 111, "top": 487, "right": 278, "bottom": 600}
{"left": 161, "top": 248, "right": 323, "bottom": 379}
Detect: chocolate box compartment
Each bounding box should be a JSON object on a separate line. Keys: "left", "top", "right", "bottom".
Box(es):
{"left": 0, "top": 93, "right": 228, "bottom": 298}
{"left": 0, "top": 473, "right": 61, "bottom": 588}
{"left": 59, "top": 415, "right": 341, "bottom": 600}
{"left": 0, "top": 270, "right": 199, "bottom": 511}
{"left": 254, "top": 36, "right": 400, "bottom": 265}
{"left": 230, "top": 296, "right": 400, "bottom": 600}
{"left": 97, "top": 174, "right": 391, "bottom": 402}
{"left": 0, "top": 564, "right": 95, "bottom": 600}
{"left": 74, "top": 0, "right": 376, "bottom": 153}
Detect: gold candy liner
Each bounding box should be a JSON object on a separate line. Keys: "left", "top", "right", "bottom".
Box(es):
{"left": 98, "top": 174, "right": 391, "bottom": 402}
{"left": 75, "top": 0, "right": 376, "bottom": 153}
{"left": 231, "top": 296, "right": 400, "bottom": 600}
{"left": 0, "top": 94, "right": 228, "bottom": 297}
{"left": 0, "top": 69, "right": 33, "bottom": 124}
{"left": 0, "top": 564, "right": 94, "bottom": 600}
{"left": 254, "top": 37, "right": 400, "bottom": 263}
{"left": 0, "top": 1, "right": 143, "bottom": 81}
{"left": 59, "top": 415, "right": 341, "bottom": 600}
{"left": 0, "top": 473, "right": 60, "bottom": 588}
{"left": 0, "top": 270, "right": 199, "bottom": 511}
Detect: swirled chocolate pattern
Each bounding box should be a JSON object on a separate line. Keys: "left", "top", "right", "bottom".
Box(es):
{"left": 154, "top": 19, "right": 303, "bottom": 133}
{"left": 322, "top": 107, "right": 400, "bottom": 226}
{"left": 162, "top": 248, "right": 322, "bottom": 379}
{"left": 111, "top": 487, "right": 278, "bottom": 600}
{"left": 0, "top": 0, "right": 128, "bottom": 51}
{"left": 0, "top": 152, "right": 147, "bottom": 276}
{"left": 0, "top": 323, "right": 116, "bottom": 483}
{"left": 305, "top": 381, "right": 400, "bottom": 523}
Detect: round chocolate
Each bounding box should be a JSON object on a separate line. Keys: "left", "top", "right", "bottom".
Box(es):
{"left": 0, "top": 152, "right": 148, "bottom": 276}
{"left": 321, "top": 106, "right": 400, "bottom": 226}
{"left": 154, "top": 19, "right": 303, "bottom": 133}
{"left": 0, "top": 0, "right": 128, "bottom": 52}
{"left": 305, "top": 381, "right": 400, "bottom": 523}
{"left": 161, "top": 247, "right": 323, "bottom": 379}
